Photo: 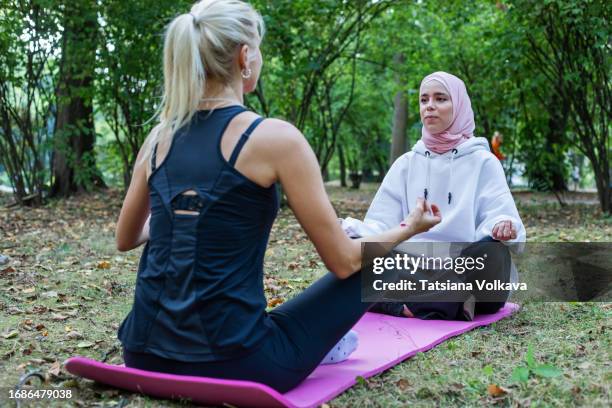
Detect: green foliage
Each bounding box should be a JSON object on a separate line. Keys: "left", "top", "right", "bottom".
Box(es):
{"left": 0, "top": 0, "right": 608, "bottom": 206}
{"left": 506, "top": 0, "right": 611, "bottom": 211}
{"left": 0, "top": 0, "right": 61, "bottom": 203}
{"left": 511, "top": 344, "right": 563, "bottom": 382}
{"left": 96, "top": 0, "right": 185, "bottom": 186}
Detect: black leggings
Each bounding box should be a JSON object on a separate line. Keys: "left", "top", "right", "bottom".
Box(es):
{"left": 124, "top": 270, "right": 371, "bottom": 393}
{"left": 371, "top": 237, "right": 511, "bottom": 320}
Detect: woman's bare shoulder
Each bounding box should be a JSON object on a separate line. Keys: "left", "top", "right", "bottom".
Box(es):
{"left": 253, "top": 118, "right": 309, "bottom": 152}
{"left": 260, "top": 118, "right": 302, "bottom": 137}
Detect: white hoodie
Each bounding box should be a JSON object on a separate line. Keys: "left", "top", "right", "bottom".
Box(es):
{"left": 342, "top": 137, "right": 526, "bottom": 250}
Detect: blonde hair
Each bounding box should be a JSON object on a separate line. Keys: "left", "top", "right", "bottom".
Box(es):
{"left": 143, "top": 0, "right": 264, "bottom": 166}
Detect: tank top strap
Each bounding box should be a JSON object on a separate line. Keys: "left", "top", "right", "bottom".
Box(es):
{"left": 228, "top": 117, "right": 265, "bottom": 166}
{"left": 150, "top": 142, "right": 159, "bottom": 173}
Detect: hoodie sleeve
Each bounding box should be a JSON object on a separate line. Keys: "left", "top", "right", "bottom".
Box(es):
{"left": 474, "top": 156, "right": 526, "bottom": 252}
{"left": 364, "top": 155, "right": 410, "bottom": 230}
{"left": 339, "top": 155, "right": 409, "bottom": 237}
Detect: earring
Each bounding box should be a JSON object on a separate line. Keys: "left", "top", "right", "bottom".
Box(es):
{"left": 241, "top": 68, "right": 252, "bottom": 79}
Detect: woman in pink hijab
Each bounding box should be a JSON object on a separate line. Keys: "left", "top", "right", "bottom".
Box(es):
{"left": 342, "top": 71, "right": 526, "bottom": 320}
{"left": 420, "top": 71, "right": 475, "bottom": 155}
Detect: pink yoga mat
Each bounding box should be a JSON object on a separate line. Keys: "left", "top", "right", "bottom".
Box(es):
{"left": 65, "top": 303, "right": 518, "bottom": 407}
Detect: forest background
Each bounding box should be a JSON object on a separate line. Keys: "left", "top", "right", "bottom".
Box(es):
{"left": 0, "top": 0, "right": 609, "bottom": 213}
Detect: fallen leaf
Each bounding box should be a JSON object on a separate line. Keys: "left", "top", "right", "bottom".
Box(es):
{"left": 575, "top": 344, "right": 586, "bottom": 357}
{"left": 487, "top": 384, "right": 509, "bottom": 397}
{"left": 32, "top": 305, "right": 48, "bottom": 314}
{"left": 22, "top": 287, "right": 36, "bottom": 293}
{"left": 77, "top": 341, "right": 94, "bottom": 348}
{"left": 41, "top": 290, "right": 58, "bottom": 298}
{"left": 7, "top": 306, "right": 24, "bottom": 315}
{"left": 396, "top": 379, "right": 410, "bottom": 390}
{"left": 101, "top": 389, "right": 120, "bottom": 398}
{"left": 51, "top": 313, "right": 68, "bottom": 321}
{"left": 56, "top": 302, "right": 79, "bottom": 309}
{"left": 97, "top": 261, "right": 111, "bottom": 270}
{"left": 48, "top": 361, "right": 61, "bottom": 376}
{"left": 2, "top": 330, "right": 19, "bottom": 339}
{"left": 65, "top": 331, "right": 83, "bottom": 340}
{"left": 448, "top": 382, "right": 464, "bottom": 392}
{"left": 267, "top": 297, "right": 284, "bottom": 308}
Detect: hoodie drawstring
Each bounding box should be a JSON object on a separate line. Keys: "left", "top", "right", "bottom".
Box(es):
{"left": 448, "top": 148, "right": 458, "bottom": 204}
{"left": 424, "top": 148, "right": 458, "bottom": 205}
{"left": 424, "top": 151, "right": 431, "bottom": 200}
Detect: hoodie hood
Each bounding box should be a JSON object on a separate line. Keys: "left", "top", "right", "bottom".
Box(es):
{"left": 412, "top": 137, "right": 490, "bottom": 158}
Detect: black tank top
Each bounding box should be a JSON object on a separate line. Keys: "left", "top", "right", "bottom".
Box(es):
{"left": 118, "top": 106, "right": 279, "bottom": 361}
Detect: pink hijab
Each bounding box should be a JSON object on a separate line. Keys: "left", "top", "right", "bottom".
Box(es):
{"left": 420, "top": 72, "right": 475, "bottom": 154}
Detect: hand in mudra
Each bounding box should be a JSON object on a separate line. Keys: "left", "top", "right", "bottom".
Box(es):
{"left": 491, "top": 220, "right": 517, "bottom": 241}
{"left": 404, "top": 198, "right": 442, "bottom": 234}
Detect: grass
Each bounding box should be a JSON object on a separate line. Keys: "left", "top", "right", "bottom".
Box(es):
{"left": 0, "top": 185, "right": 610, "bottom": 407}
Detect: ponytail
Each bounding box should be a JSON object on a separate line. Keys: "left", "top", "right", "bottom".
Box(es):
{"left": 142, "top": 0, "right": 264, "bottom": 166}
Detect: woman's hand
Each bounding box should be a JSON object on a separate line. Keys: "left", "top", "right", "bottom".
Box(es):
{"left": 403, "top": 198, "right": 442, "bottom": 234}
{"left": 491, "top": 220, "right": 517, "bottom": 241}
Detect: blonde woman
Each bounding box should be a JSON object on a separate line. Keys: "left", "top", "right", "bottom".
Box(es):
{"left": 115, "top": 0, "right": 441, "bottom": 392}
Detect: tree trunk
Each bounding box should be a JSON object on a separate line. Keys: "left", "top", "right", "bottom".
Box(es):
{"left": 51, "top": 0, "right": 105, "bottom": 197}
{"left": 321, "top": 167, "right": 329, "bottom": 182}
{"left": 389, "top": 53, "right": 407, "bottom": 166}
{"left": 593, "top": 167, "right": 611, "bottom": 214}
{"left": 338, "top": 144, "right": 347, "bottom": 187}
{"left": 546, "top": 93, "right": 569, "bottom": 191}
{"left": 375, "top": 154, "right": 386, "bottom": 182}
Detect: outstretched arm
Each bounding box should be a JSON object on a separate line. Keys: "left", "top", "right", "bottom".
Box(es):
{"left": 262, "top": 119, "right": 441, "bottom": 279}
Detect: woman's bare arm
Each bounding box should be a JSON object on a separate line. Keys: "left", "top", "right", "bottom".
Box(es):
{"left": 115, "top": 144, "right": 151, "bottom": 252}
{"left": 259, "top": 119, "right": 441, "bottom": 279}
